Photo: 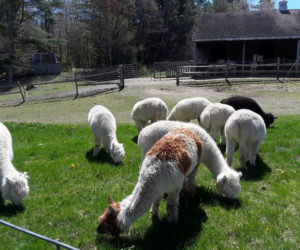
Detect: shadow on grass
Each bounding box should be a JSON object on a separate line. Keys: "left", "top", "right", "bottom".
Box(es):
{"left": 238, "top": 154, "right": 272, "bottom": 181}
{"left": 218, "top": 143, "right": 226, "bottom": 154}
{"left": 95, "top": 186, "right": 240, "bottom": 249}
{"left": 85, "top": 148, "right": 122, "bottom": 166}
{"left": 132, "top": 135, "right": 138, "bottom": 144}
{"left": 0, "top": 197, "right": 25, "bottom": 216}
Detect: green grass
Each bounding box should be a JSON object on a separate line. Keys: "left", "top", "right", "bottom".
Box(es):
{"left": 0, "top": 116, "right": 299, "bottom": 249}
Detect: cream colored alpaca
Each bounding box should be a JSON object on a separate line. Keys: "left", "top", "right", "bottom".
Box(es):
{"left": 97, "top": 129, "right": 202, "bottom": 236}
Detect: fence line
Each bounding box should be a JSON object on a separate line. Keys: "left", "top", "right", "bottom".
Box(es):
{"left": 176, "top": 61, "right": 300, "bottom": 85}
{"left": 0, "top": 65, "right": 129, "bottom": 106}
{"left": 0, "top": 219, "right": 78, "bottom": 250}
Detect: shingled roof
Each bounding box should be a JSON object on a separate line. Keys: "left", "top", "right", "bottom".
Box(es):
{"left": 192, "top": 10, "right": 300, "bottom": 42}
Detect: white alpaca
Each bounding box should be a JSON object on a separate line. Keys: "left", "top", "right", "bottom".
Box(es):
{"left": 200, "top": 103, "right": 235, "bottom": 144}
{"left": 88, "top": 105, "right": 125, "bottom": 163}
{"left": 131, "top": 97, "right": 168, "bottom": 133}
{"left": 138, "top": 121, "right": 242, "bottom": 199}
{"left": 0, "top": 122, "right": 29, "bottom": 205}
{"left": 167, "top": 97, "right": 211, "bottom": 124}
{"left": 225, "top": 109, "right": 266, "bottom": 168}
{"left": 97, "top": 129, "right": 202, "bottom": 236}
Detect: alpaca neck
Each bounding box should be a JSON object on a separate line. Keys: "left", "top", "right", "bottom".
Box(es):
{"left": 117, "top": 174, "right": 159, "bottom": 232}
{"left": 202, "top": 143, "right": 229, "bottom": 178}
{"left": 0, "top": 160, "right": 17, "bottom": 179}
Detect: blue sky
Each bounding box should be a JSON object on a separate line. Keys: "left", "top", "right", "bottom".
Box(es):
{"left": 253, "top": 0, "right": 300, "bottom": 9}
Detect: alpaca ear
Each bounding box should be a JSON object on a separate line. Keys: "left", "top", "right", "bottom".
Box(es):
{"left": 108, "top": 197, "right": 115, "bottom": 204}
{"left": 23, "top": 172, "right": 29, "bottom": 179}
{"left": 238, "top": 172, "right": 242, "bottom": 178}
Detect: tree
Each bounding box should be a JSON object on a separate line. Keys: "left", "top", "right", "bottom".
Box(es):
{"left": 0, "top": 0, "right": 63, "bottom": 84}
{"left": 251, "top": 0, "right": 275, "bottom": 11}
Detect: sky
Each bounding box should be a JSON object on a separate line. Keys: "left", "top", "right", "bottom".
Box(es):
{"left": 252, "top": 0, "right": 300, "bottom": 9}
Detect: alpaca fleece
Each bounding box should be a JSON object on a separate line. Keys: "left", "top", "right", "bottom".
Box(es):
{"left": 225, "top": 109, "right": 266, "bottom": 168}
{"left": 167, "top": 97, "right": 211, "bottom": 124}
{"left": 131, "top": 97, "right": 168, "bottom": 133}
{"left": 200, "top": 103, "right": 235, "bottom": 144}
{"left": 97, "top": 128, "right": 202, "bottom": 236}
{"left": 138, "top": 120, "right": 242, "bottom": 198}
{"left": 0, "top": 122, "right": 29, "bottom": 205}
{"left": 88, "top": 105, "right": 125, "bottom": 163}
{"left": 220, "top": 95, "right": 276, "bottom": 128}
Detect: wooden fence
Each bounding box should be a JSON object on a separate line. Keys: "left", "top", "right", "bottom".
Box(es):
{"left": 0, "top": 65, "right": 127, "bottom": 106}
{"left": 176, "top": 61, "right": 300, "bottom": 85}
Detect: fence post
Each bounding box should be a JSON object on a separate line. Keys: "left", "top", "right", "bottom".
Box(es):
{"left": 74, "top": 74, "right": 78, "bottom": 98}
{"left": 225, "top": 63, "right": 232, "bottom": 86}
{"left": 17, "top": 81, "right": 25, "bottom": 103}
{"left": 176, "top": 64, "right": 179, "bottom": 86}
{"left": 276, "top": 57, "right": 280, "bottom": 82}
{"left": 118, "top": 65, "right": 124, "bottom": 90}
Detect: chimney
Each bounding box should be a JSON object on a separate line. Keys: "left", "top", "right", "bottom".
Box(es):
{"left": 279, "top": 0, "right": 288, "bottom": 12}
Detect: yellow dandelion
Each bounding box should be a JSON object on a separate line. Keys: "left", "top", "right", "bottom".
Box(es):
{"left": 71, "top": 163, "right": 76, "bottom": 167}
{"left": 266, "top": 227, "right": 270, "bottom": 231}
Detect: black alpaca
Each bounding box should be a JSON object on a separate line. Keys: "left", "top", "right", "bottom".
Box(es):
{"left": 220, "top": 96, "right": 277, "bottom": 128}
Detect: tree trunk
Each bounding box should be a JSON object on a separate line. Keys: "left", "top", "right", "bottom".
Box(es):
{"left": 8, "top": 0, "right": 15, "bottom": 85}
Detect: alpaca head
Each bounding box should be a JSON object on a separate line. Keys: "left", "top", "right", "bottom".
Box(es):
{"left": 1, "top": 172, "right": 29, "bottom": 205}
{"left": 264, "top": 113, "right": 276, "bottom": 128}
{"left": 216, "top": 170, "right": 242, "bottom": 199}
{"left": 110, "top": 141, "right": 125, "bottom": 163}
{"left": 97, "top": 197, "right": 121, "bottom": 236}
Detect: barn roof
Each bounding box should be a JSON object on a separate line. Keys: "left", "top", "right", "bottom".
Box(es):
{"left": 192, "top": 10, "right": 300, "bottom": 42}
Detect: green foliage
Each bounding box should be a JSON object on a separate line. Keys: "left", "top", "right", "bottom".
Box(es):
{"left": 0, "top": 116, "right": 299, "bottom": 249}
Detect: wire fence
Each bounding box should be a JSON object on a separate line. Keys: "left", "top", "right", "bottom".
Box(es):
{"left": 0, "top": 64, "right": 135, "bottom": 106}
{"left": 0, "top": 219, "right": 78, "bottom": 250}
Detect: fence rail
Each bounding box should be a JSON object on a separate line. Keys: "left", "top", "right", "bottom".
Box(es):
{"left": 0, "top": 219, "right": 78, "bottom": 250}
{"left": 176, "top": 61, "right": 300, "bottom": 85}
{"left": 0, "top": 65, "right": 130, "bottom": 106}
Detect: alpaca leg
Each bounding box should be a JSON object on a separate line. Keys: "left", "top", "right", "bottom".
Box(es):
{"left": 220, "top": 128, "right": 226, "bottom": 145}
{"left": 93, "top": 136, "right": 101, "bottom": 156}
{"left": 211, "top": 128, "right": 219, "bottom": 143}
{"left": 149, "top": 199, "right": 160, "bottom": 218}
{"left": 249, "top": 141, "right": 261, "bottom": 166}
{"left": 226, "top": 137, "right": 236, "bottom": 166}
{"left": 239, "top": 141, "right": 248, "bottom": 168}
{"left": 166, "top": 193, "right": 179, "bottom": 225}
{"left": 182, "top": 165, "right": 198, "bottom": 200}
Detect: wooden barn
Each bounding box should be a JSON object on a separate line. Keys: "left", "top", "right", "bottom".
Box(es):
{"left": 29, "top": 47, "right": 61, "bottom": 75}
{"left": 192, "top": 7, "right": 300, "bottom": 66}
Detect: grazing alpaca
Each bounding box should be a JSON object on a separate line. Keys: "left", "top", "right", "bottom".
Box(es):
{"left": 88, "top": 105, "right": 125, "bottom": 163}
{"left": 225, "top": 109, "right": 266, "bottom": 168}
{"left": 200, "top": 103, "right": 235, "bottom": 144}
{"left": 220, "top": 96, "right": 276, "bottom": 128}
{"left": 131, "top": 97, "right": 168, "bottom": 133}
{"left": 97, "top": 129, "right": 202, "bottom": 236}
{"left": 138, "top": 121, "right": 242, "bottom": 198}
{"left": 167, "top": 97, "right": 211, "bottom": 124}
{"left": 0, "top": 122, "right": 29, "bottom": 205}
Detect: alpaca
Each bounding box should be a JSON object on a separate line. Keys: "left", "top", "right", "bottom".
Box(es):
{"left": 167, "top": 97, "right": 211, "bottom": 124}
{"left": 131, "top": 97, "right": 168, "bottom": 133}
{"left": 138, "top": 121, "right": 242, "bottom": 198}
{"left": 220, "top": 96, "right": 276, "bottom": 128}
{"left": 0, "top": 122, "right": 29, "bottom": 205}
{"left": 200, "top": 103, "right": 235, "bottom": 144}
{"left": 97, "top": 128, "right": 202, "bottom": 236}
{"left": 225, "top": 109, "right": 266, "bottom": 168}
{"left": 88, "top": 105, "right": 125, "bottom": 163}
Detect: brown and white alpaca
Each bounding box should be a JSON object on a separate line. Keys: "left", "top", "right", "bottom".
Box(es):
{"left": 97, "top": 128, "right": 202, "bottom": 236}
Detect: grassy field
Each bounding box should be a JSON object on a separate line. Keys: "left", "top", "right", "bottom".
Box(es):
{"left": 0, "top": 115, "right": 299, "bottom": 249}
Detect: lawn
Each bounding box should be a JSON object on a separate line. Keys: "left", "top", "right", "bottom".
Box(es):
{"left": 0, "top": 115, "right": 299, "bottom": 249}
